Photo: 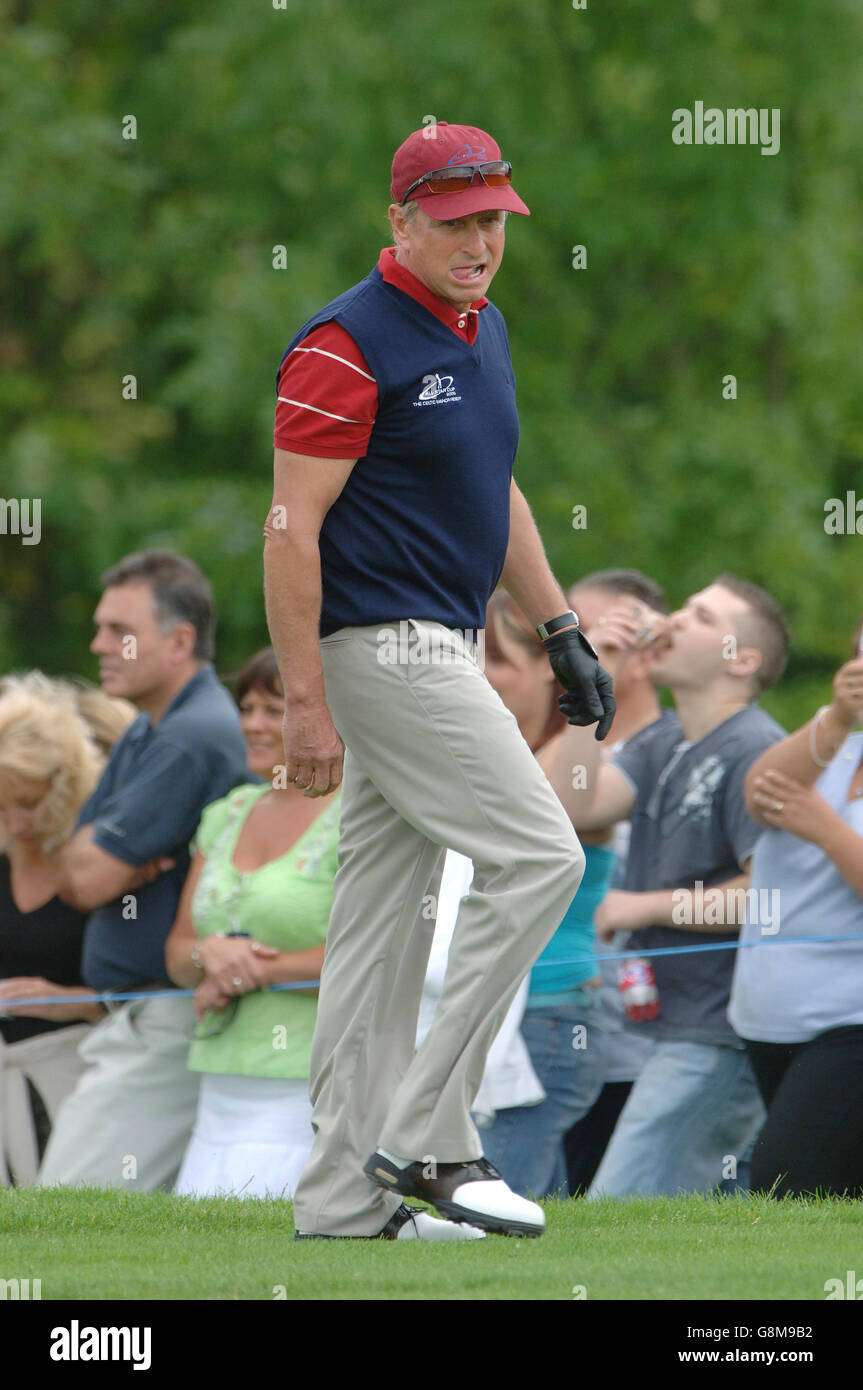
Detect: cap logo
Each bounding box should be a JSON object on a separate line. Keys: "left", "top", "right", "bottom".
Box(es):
{"left": 447, "top": 143, "right": 487, "bottom": 166}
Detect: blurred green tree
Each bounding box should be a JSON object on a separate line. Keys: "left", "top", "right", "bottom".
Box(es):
{"left": 1, "top": 0, "right": 860, "bottom": 730}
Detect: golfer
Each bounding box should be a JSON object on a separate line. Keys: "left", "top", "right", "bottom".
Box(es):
{"left": 264, "top": 120, "right": 614, "bottom": 1239}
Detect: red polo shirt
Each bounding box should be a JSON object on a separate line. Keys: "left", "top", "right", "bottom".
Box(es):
{"left": 274, "top": 247, "right": 488, "bottom": 458}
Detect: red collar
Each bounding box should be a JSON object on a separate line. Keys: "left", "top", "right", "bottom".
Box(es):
{"left": 377, "top": 247, "right": 487, "bottom": 340}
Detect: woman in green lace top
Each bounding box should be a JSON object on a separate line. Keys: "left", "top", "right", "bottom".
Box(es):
{"left": 166, "top": 649, "right": 340, "bottom": 1198}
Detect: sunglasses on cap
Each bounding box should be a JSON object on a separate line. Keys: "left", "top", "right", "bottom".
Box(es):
{"left": 400, "top": 161, "right": 513, "bottom": 204}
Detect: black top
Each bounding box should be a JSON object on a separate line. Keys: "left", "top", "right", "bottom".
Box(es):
{"left": 0, "top": 855, "right": 88, "bottom": 1044}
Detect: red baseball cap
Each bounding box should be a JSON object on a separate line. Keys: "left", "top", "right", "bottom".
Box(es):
{"left": 390, "top": 121, "right": 530, "bottom": 219}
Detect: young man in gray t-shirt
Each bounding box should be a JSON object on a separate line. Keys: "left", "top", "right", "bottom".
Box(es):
{"left": 548, "top": 574, "right": 788, "bottom": 1196}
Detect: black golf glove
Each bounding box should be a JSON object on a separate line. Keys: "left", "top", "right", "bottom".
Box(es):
{"left": 542, "top": 628, "right": 616, "bottom": 740}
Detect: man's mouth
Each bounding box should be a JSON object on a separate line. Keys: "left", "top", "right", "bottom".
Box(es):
{"left": 451, "top": 263, "right": 486, "bottom": 282}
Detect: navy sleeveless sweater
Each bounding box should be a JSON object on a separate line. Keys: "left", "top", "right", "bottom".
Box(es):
{"left": 278, "top": 265, "right": 519, "bottom": 636}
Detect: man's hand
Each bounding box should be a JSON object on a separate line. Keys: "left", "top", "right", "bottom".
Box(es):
{"left": 281, "top": 703, "right": 344, "bottom": 797}
{"left": 594, "top": 891, "right": 654, "bottom": 942}
{"left": 543, "top": 629, "right": 616, "bottom": 740}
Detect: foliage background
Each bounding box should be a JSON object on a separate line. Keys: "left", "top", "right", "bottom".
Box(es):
{"left": 2, "top": 0, "right": 861, "bottom": 727}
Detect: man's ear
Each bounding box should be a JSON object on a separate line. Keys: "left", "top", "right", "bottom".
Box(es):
{"left": 388, "top": 203, "right": 410, "bottom": 249}
{"left": 167, "top": 621, "right": 197, "bottom": 664}
{"left": 727, "top": 645, "right": 763, "bottom": 687}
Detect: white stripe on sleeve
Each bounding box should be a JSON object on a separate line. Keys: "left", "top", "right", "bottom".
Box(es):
{"left": 277, "top": 397, "right": 371, "bottom": 425}
{"left": 291, "top": 346, "right": 377, "bottom": 383}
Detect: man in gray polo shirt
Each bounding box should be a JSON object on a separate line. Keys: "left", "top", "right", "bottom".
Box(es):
{"left": 39, "top": 550, "right": 248, "bottom": 1190}
{"left": 549, "top": 574, "right": 788, "bottom": 1196}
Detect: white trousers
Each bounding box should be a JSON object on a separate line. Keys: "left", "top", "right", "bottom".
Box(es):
{"left": 175, "top": 1073, "right": 314, "bottom": 1199}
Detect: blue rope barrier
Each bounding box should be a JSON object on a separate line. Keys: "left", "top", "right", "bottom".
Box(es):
{"left": 5, "top": 931, "right": 863, "bottom": 1010}
{"left": 536, "top": 929, "right": 863, "bottom": 966}
{"left": 0, "top": 981, "right": 322, "bottom": 1010}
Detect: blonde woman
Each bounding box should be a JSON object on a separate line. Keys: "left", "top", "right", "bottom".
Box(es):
{"left": 0, "top": 675, "right": 107, "bottom": 1183}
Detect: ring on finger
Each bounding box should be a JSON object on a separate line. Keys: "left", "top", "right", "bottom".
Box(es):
{"left": 232, "top": 977, "right": 243, "bottom": 992}
{"left": 771, "top": 801, "right": 783, "bottom": 813}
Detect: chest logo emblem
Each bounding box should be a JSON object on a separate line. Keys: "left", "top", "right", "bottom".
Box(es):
{"left": 414, "top": 372, "right": 462, "bottom": 406}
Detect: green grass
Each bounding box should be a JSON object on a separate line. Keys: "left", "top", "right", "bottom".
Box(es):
{"left": 1, "top": 1188, "right": 860, "bottom": 1300}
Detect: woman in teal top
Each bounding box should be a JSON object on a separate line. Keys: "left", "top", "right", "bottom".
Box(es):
{"left": 466, "top": 592, "right": 609, "bottom": 1197}
{"left": 166, "top": 649, "right": 340, "bottom": 1199}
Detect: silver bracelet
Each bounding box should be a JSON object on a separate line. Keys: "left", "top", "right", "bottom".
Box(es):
{"left": 809, "top": 705, "right": 833, "bottom": 768}
{"left": 191, "top": 932, "right": 226, "bottom": 971}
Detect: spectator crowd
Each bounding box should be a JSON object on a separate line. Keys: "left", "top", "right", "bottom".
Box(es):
{"left": 1, "top": 547, "right": 861, "bottom": 1204}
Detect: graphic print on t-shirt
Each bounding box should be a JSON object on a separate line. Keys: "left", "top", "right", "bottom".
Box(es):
{"left": 678, "top": 755, "right": 726, "bottom": 821}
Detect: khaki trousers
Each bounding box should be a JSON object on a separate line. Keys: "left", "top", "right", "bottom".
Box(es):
{"left": 37, "top": 995, "right": 200, "bottom": 1191}
{"left": 293, "top": 621, "right": 585, "bottom": 1235}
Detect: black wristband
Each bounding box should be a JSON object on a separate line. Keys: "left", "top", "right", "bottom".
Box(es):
{"left": 537, "top": 611, "right": 579, "bottom": 642}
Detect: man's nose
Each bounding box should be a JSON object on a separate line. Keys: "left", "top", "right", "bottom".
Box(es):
{"left": 461, "top": 224, "right": 487, "bottom": 254}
